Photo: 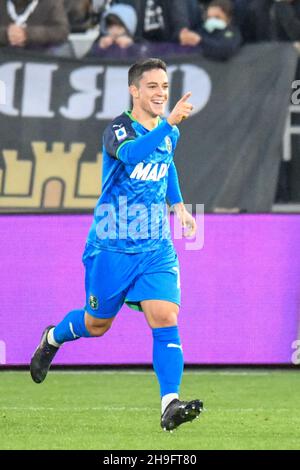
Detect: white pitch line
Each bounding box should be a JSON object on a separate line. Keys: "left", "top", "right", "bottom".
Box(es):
{"left": 0, "top": 406, "right": 156, "bottom": 412}
{"left": 0, "top": 406, "right": 294, "bottom": 413}
{"left": 213, "top": 408, "right": 292, "bottom": 413}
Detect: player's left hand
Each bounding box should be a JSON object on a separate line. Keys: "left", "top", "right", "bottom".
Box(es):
{"left": 173, "top": 203, "right": 197, "bottom": 238}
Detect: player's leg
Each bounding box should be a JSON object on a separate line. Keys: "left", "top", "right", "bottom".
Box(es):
{"left": 50, "top": 310, "right": 114, "bottom": 345}
{"left": 30, "top": 313, "right": 115, "bottom": 384}
{"left": 126, "top": 244, "right": 203, "bottom": 430}
{"left": 30, "top": 247, "right": 128, "bottom": 384}
{"left": 142, "top": 299, "right": 183, "bottom": 407}
{"left": 127, "top": 244, "right": 184, "bottom": 412}
{"left": 142, "top": 299, "right": 203, "bottom": 431}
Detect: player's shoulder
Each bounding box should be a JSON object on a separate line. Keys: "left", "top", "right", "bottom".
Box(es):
{"left": 103, "top": 112, "right": 137, "bottom": 156}
{"left": 109, "top": 112, "right": 133, "bottom": 129}
{"left": 104, "top": 112, "right": 136, "bottom": 140}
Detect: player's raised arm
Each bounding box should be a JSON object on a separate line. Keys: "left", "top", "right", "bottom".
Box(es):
{"left": 116, "top": 119, "right": 174, "bottom": 164}
{"left": 116, "top": 93, "right": 194, "bottom": 165}
{"left": 167, "top": 92, "right": 194, "bottom": 126}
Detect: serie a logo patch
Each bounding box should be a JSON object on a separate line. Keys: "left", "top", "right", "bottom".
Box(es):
{"left": 89, "top": 295, "right": 99, "bottom": 310}
{"left": 114, "top": 126, "right": 127, "bottom": 142}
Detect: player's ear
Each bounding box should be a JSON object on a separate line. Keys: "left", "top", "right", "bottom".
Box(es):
{"left": 129, "top": 84, "right": 139, "bottom": 99}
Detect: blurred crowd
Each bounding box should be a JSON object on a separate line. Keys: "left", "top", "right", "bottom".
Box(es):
{"left": 0, "top": 0, "right": 300, "bottom": 61}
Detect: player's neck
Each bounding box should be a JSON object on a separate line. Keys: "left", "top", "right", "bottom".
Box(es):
{"left": 131, "top": 109, "right": 160, "bottom": 131}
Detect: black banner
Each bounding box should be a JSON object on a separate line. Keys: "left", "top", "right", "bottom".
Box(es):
{"left": 0, "top": 44, "right": 297, "bottom": 213}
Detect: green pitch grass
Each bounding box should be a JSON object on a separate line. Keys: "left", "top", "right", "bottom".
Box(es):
{"left": 0, "top": 369, "right": 300, "bottom": 450}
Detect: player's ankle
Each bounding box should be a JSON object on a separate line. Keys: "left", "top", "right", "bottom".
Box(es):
{"left": 47, "top": 327, "right": 61, "bottom": 348}
{"left": 161, "top": 393, "right": 179, "bottom": 414}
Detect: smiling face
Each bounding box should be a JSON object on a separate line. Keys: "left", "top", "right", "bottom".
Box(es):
{"left": 130, "top": 68, "right": 169, "bottom": 118}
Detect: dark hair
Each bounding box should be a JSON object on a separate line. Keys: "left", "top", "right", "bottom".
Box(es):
{"left": 208, "top": 0, "right": 234, "bottom": 19}
{"left": 106, "top": 14, "right": 125, "bottom": 29}
{"left": 128, "top": 58, "right": 167, "bottom": 87}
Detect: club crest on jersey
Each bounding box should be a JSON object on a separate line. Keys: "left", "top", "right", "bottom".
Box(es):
{"left": 115, "top": 126, "right": 127, "bottom": 142}
{"left": 165, "top": 136, "right": 172, "bottom": 154}
{"left": 89, "top": 295, "right": 99, "bottom": 311}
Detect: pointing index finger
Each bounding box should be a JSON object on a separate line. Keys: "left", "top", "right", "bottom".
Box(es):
{"left": 179, "top": 92, "right": 192, "bottom": 103}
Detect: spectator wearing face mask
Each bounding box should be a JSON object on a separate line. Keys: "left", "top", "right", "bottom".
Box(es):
{"left": 199, "top": 0, "right": 242, "bottom": 60}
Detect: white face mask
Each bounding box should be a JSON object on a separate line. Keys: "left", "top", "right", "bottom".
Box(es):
{"left": 204, "top": 17, "right": 227, "bottom": 33}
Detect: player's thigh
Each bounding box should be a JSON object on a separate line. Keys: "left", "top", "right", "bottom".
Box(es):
{"left": 142, "top": 300, "right": 179, "bottom": 329}
{"left": 127, "top": 246, "right": 181, "bottom": 327}
{"left": 83, "top": 246, "right": 131, "bottom": 319}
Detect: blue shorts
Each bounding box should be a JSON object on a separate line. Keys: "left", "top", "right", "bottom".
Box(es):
{"left": 82, "top": 242, "right": 181, "bottom": 319}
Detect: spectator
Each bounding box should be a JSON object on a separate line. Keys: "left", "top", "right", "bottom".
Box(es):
{"left": 89, "top": 1, "right": 205, "bottom": 59}
{"left": 0, "top": 0, "right": 69, "bottom": 49}
{"left": 64, "top": 0, "right": 95, "bottom": 33}
{"left": 131, "top": 0, "right": 171, "bottom": 42}
{"left": 172, "top": 0, "right": 203, "bottom": 47}
{"left": 110, "top": 0, "right": 199, "bottom": 43}
{"left": 273, "top": 0, "right": 300, "bottom": 41}
{"left": 88, "top": 3, "right": 138, "bottom": 58}
{"left": 199, "top": 0, "right": 242, "bottom": 60}
{"left": 90, "top": 0, "right": 240, "bottom": 60}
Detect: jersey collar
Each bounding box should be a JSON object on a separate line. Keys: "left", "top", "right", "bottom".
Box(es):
{"left": 125, "top": 111, "right": 162, "bottom": 129}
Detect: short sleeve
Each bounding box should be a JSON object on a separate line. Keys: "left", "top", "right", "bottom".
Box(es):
{"left": 103, "top": 116, "right": 137, "bottom": 159}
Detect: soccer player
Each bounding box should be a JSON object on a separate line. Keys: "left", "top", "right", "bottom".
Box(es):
{"left": 30, "top": 58, "right": 203, "bottom": 432}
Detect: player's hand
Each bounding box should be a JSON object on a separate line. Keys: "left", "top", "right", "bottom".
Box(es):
{"left": 173, "top": 203, "right": 197, "bottom": 238}
{"left": 167, "top": 92, "right": 194, "bottom": 126}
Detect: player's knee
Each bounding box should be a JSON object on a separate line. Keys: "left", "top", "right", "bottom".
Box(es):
{"left": 159, "top": 312, "right": 178, "bottom": 327}
{"left": 88, "top": 324, "right": 111, "bottom": 337}
{"left": 85, "top": 312, "right": 113, "bottom": 337}
{"left": 150, "top": 311, "right": 179, "bottom": 329}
